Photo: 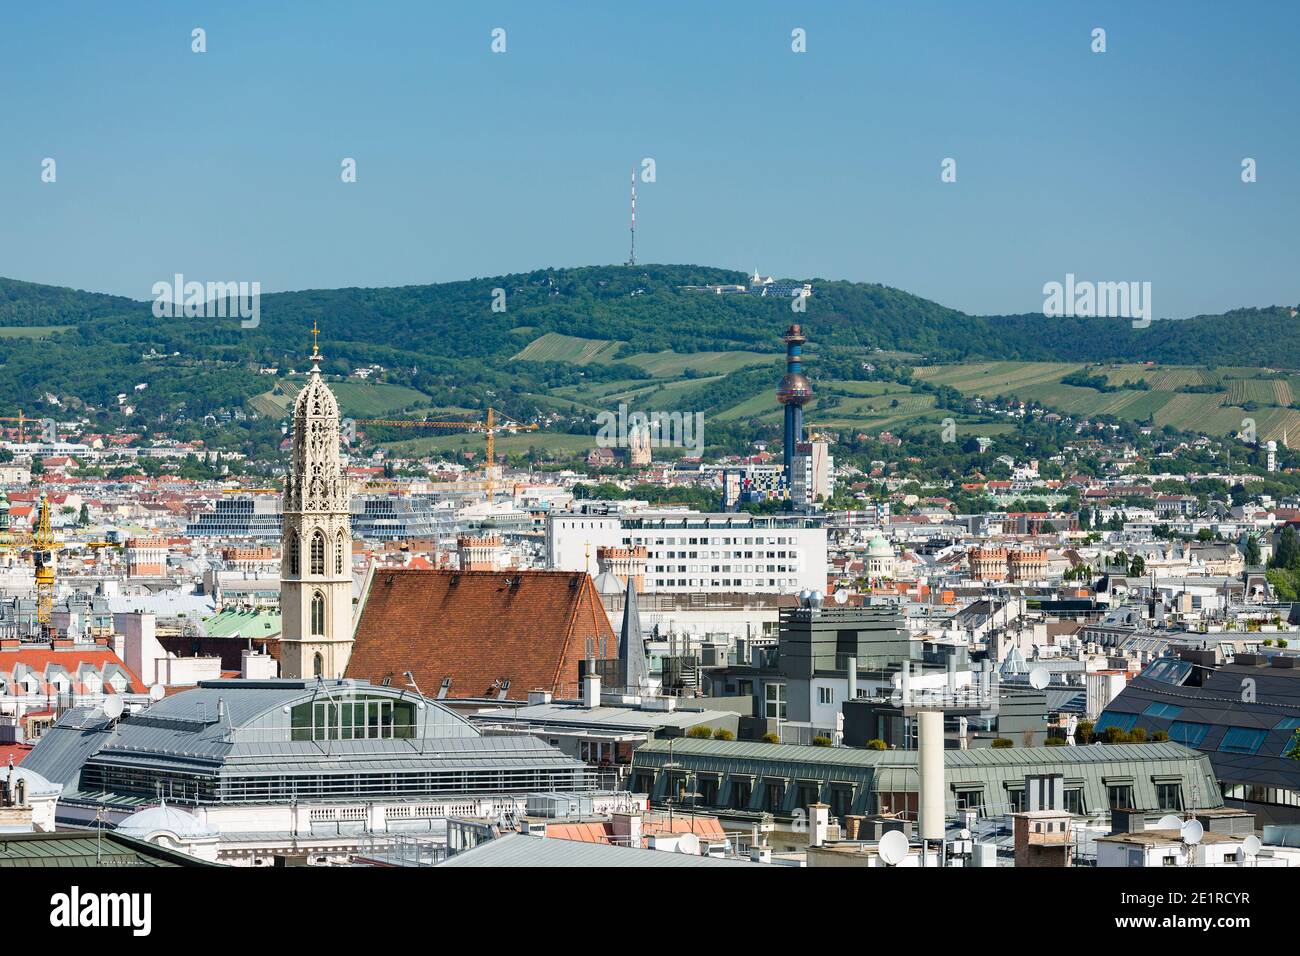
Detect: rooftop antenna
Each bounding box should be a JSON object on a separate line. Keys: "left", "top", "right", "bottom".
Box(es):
{"left": 625, "top": 166, "right": 636, "bottom": 266}
{"left": 877, "top": 829, "right": 909, "bottom": 867}
{"left": 1241, "top": 834, "right": 1261, "bottom": 865}
{"left": 1180, "top": 818, "right": 1204, "bottom": 867}
{"left": 404, "top": 670, "right": 430, "bottom": 754}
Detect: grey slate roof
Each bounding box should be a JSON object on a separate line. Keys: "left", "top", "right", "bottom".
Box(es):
{"left": 618, "top": 578, "right": 651, "bottom": 692}
{"left": 631, "top": 737, "right": 1224, "bottom": 817}
{"left": 20, "top": 706, "right": 116, "bottom": 789}
{"left": 636, "top": 736, "right": 1211, "bottom": 770}
{"left": 438, "top": 833, "right": 756, "bottom": 868}
{"left": 23, "top": 679, "right": 593, "bottom": 800}
{"left": 472, "top": 701, "right": 732, "bottom": 733}
{"left": 1102, "top": 659, "right": 1300, "bottom": 792}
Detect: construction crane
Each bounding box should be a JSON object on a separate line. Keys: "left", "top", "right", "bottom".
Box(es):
{"left": 31, "top": 493, "right": 60, "bottom": 630}
{"left": 352, "top": 407, "right": 538, "bottom": 501}
{"left": 3, "top": 493, "right": 64, "bottom": 631}
{"left": 0, "top": 411, "right": 34, "bottom": 444}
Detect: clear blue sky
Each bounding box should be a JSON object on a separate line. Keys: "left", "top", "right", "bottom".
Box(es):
{"left": 2, "top": 0, "right": 1297, "bottom": 318}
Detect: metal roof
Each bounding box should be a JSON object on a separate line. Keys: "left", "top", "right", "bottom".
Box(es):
{"left": 472, "top": 702, "right": 733, "bottom": 732}
{"left": 20, "top": 707, "right": 117, "bottom": 788}
{"left": 0, "top": 830, "right": 220, "bottom": 867}
{"left": 1103, "top": 661, "right": 1300, "bottom": 791}
{"left": 637, "top": 736, "right": 1205, "bottom": 768}
{"left": 24, "top": 682, "right": 594, "bottom": 790}
{"left": 437, "top": 833, "right": 756, "bottom": 868}
{"left": 632, "top": 738, "right": 1223, "bottom": 817}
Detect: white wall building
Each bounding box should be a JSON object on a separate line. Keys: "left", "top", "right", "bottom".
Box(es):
{"left": 790, "top": 440, "right": 834, "bottom": 509}
{"left": 547, "top": 510, "right": 827, "bottom": 595}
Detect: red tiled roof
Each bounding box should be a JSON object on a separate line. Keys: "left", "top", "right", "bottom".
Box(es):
{"left": 0, "top": 647, "right": 146, "bottom": 693}
{"left": 347, "top": 569, "right": 616, "bottom": 701}
{"left": 545, "top": 821, "right": 611, "bottom": 844}
{"left": 0, "top": 743, "right": 32, "bottom": 767}
{"left": 642, "top": 814, "right": 727, "bottom": 841}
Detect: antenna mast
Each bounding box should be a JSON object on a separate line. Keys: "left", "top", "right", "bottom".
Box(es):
{"left": 626, "top": 166, "right": 636, "bottom": 266}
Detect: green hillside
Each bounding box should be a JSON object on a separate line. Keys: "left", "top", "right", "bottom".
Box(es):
{"left": 0, "top": 266, "right": 1295, "bottom": 461}
{"left": 914, "top": 361, "right": 1300, "bottom": 442}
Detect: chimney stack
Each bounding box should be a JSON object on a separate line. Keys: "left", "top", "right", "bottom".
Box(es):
{"left": 583, "top": 672, "right": 601, "bottom": 709}
{"left": 918, "top": 709, "right": 945, "bottom": 843}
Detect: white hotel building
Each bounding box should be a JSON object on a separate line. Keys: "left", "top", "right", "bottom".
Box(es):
{"left": 546, "top": 510, "right": 827, "bottom": 595}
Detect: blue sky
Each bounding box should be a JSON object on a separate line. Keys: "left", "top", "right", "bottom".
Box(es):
{"left": 2, "top": 1, "right": 1297, "bottom": 318}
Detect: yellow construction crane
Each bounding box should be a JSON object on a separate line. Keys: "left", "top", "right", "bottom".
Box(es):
{"left": 352, "top": 407, "right": 538, "bottom": 501}
{"left": 6, "top": 493, "right": 63, "bottom": 630}
{"left": 0, "top": 411, "right": 32, "bottom": 443}
{"left": 0, "top": 494, "right": 66, "bottom": 631}
{"left": 32, "top": 493, "right": 61, "bottom": 629}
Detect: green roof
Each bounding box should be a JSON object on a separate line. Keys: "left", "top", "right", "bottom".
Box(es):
{"left": 0, "top": 831, "right": 221, "bottom": 867}
{"left": 637, "top": 737, "right": 1203, "bottom": 768}
{"left": 201, "top": 607, "right": 281, "bottom": 639}
{"left": 632, "top": 738, "right": 1224, "bottom": 817}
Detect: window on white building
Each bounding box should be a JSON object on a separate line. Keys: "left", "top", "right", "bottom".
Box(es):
{"left": 765, "top": 683, "right": 787, "bottom": 720}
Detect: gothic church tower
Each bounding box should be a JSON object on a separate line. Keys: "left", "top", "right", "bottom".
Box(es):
{"left": 279, "top": 325, "right": 354, "bottom": 679}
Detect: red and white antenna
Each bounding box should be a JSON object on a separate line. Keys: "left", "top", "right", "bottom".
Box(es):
{"left": 626, "top": 166, "right": 637, "bottom": 266}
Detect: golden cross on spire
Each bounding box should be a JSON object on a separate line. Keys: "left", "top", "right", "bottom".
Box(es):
{"left": 311, "top": 320, "right": 320, "bottom": 356}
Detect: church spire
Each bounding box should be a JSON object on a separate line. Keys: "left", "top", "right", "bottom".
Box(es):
{"left": 279, "top": 324, "right": 353, "bottom": 681}
{"left": 618, "top": 577, "right": 650, "bottom": 692}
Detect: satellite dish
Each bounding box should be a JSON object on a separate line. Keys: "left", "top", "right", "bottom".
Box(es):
{"left": 1028, "top": 667, "right": 1050, "bottom": 691}
{"left": 676, "top": 833, "right": 700, "bottom": 855}
{"left": 877, "top": 830, "right": 909, "bottom": 867}
{"left": 1156, "top": 814, "right": 1182, "bottom": 831}
{"left": 834, "top": 589, "right": 849, "bottom": 605}
{"left": 102, "top": 695, "right": 124, "bottom": 720}
{"left": 1242, "top": 835, "right": 1261, "bottom": 859}
{"left": 1180, "top": 819, "right": 1204, "bottom": 846}
{"left": 148, "top": 683, "right": 166, "bottom": 702}
{"left": 958, "top": 828, "right": 971, "bottom": 841}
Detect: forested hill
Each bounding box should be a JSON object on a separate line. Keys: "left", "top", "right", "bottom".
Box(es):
{"left": 0, "top": 266, "right": 1295, "bottom": 428}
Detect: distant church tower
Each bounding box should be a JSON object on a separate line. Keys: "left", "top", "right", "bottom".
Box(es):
{"left": 280, "top": 324, "right": 354, "bottom": 679}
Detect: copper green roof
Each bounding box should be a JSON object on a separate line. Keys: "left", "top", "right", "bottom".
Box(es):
{"left": 201, "top": 607, "right": 281, "bottom": 639}
{"left": 0, "top": 830, "right": 221, "bottom": 867}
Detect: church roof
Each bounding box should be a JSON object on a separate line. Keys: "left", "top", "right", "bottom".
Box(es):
{"left": 347, "top": 569, "right": 617, "bottom": 701}
{"left": 866, "top": 534, "right": 892, "bottom": 557}
{"left": 592, "top": 570, "right": 624, "bottom": 595}
{"left": 618, "top": 579, "right": 650, "bottom": 692}
{"left": 292, "top": 348, "right": 339, "bottom": 420}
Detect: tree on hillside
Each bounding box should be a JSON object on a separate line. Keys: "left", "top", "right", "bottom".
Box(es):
{"left": 1245, "top": 535, "right": 1261, "bottom": 567}
{"left": 1271, "top": 526, "right": 1300, "bottom": 571}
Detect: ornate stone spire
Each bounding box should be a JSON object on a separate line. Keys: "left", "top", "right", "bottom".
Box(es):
{"left": 284, "top": 327, "right": 347, "bottom": 514}
{"left": 279, "top": 323, "right": 354, "bottom": 680}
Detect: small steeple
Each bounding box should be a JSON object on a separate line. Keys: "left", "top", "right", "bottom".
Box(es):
{"left": 309, "top": 321, "right": 323, "bottom": 373}
{"left": 618, "top": 577, "right": 650, "bottom": 692}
